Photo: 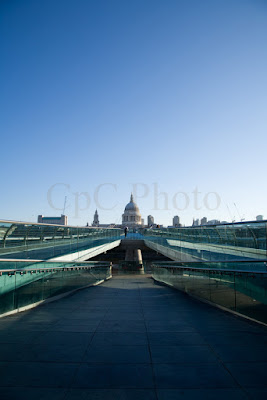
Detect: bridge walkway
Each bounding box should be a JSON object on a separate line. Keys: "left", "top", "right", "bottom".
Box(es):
{"left": 0, "top": 275, "right": 266, "bottom": 399}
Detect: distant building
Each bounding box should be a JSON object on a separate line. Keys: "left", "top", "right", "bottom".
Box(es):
{"left": 173, "top": 215, "right": 180, "bottom": 227}
{"left": 90, "top": 210, "right": 116, "bottom": 228}
{"left": 37, "top": 215, "right": 68, "bottom": 225}
{"left": 122, "top": 194, "right": 142, "bottom": 226}
{"left": 147, "top": 215, "right": 154, "bottom": 226}
{"left": 92, "top": 210, "right": 99, "bottom": 227}
{"left": 192, "top": 218, "right": 199, "bottom": 226}
{"left": 207, "top": 219, "right": 220, "bottom": 225}
{"left": 256, "top": 215, "right": 263, "bottom": 221}
{"left": 200, "top": 217, "right": 207, "bottom": 225}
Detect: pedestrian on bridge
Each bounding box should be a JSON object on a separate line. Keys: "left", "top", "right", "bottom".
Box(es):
{"left": 124, "top": 226, "right": 128, "bottom": 238}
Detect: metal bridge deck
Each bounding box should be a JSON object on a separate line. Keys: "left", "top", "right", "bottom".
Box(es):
{"left": 0, "top": 275, "right": 266, "bottom": 399}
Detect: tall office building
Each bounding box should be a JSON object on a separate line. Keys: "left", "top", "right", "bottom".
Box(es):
{"left": 173, "top": 216, "right": 180, "bottom": 227}
{"left": 201, "top": 217, "right": 207, "bottom": 225}
{"left": 147, "top": 215, "right": 154, "bottom": 226}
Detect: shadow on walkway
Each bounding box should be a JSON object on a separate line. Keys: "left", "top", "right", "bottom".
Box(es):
{"left": 0, "top": 275, "right": 266, "bottom": 399}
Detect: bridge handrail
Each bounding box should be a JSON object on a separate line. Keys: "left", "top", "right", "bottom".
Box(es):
{"left": 0, "top": 259, "right": 111, "bottom": 273}
{"left": 150, "top": 259, "right": 267, "bottom": 325}
{"left": 0, "top": 220, "right": 123, "bottom": 260}
{"left": 151, "top": 264, "right": 267, "bottom": 275}
{"left": 151, "top": 259, "right": 267, "bottom": 273}
{"left": 0, "top": 219, "right": 123, "bottom": 230}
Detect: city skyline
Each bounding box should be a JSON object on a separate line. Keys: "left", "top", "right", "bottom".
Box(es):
{"left": 1, "top": 0, "right": 266, "bottom": 226}
{"left": 9, "top": 188, "right": 265, "bottom": 228}
{"left": 2, "top": 183, "right": 265, "bottom": 228}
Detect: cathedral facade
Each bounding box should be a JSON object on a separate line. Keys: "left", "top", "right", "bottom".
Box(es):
{"left": 122, "top": 194, "right": 142, "bottom": 226}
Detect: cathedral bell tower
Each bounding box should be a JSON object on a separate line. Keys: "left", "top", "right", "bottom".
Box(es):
{"left": 92, "top": 210, "right": 99, "bottom": 227}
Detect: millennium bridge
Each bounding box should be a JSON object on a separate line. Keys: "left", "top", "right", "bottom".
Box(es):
{"left": 0, "top": 219, "right": 266, "bottom": 399}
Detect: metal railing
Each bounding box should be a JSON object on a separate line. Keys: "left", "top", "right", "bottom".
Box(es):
{"left": 0, "top": 219, "right": 123, "bottom": 260}
{"left": 151, "top": 260, "right": 267, "bottom": 324}
{"left": 141, "top": 221, "right": 267, "bottom": 262}
{"left": 0, "top": 259, "right": 112, "bottom": 317}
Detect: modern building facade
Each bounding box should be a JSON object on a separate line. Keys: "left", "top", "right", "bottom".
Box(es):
{"left": 201, "top": 217, "right": 207, "bottom": 225}
{"left": 173, "top": 215, "right": 180, "bottom": 227}
{"left": 147, "top": 215, "right": 154, "bottom": 226}
{"left": 206, "top": 219, "right": 220, "bottom": 225}
{"left": 37, "top": 215, "right": 68, "bottom": 225}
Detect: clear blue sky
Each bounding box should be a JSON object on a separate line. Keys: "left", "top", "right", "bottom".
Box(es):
{"left": 1, "top": 0, "right": 266, "bottom": 226}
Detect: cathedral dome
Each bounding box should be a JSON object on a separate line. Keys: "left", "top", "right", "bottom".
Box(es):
{"left": 124, "top": 194, "right": 140, "bottom": 212}
{"left": 122, "top": 194, "right": 142, "bottom": 226}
